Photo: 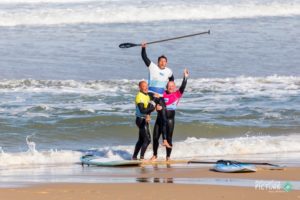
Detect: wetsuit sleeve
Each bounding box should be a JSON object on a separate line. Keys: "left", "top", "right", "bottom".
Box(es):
{"left": 169, "top": 74, "right": 174, "bottom": 81}
{"left": 179, "top": 76, "right": 187, "bottom": 94}
{"left": 137, "top": 103, "right": 155, "bottom": 114}
{"left": 141, "top": 47, "right": 151, "bottom": 67}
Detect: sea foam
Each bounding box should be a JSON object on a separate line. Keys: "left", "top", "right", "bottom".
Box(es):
{"left": 0, "top": 1, "right": 299, "bottom": 26}
{"left": 1, "top": 134, "right": 300, "bottom": 167}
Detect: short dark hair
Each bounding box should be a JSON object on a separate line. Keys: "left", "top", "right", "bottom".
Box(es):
{"left": 158, "top": 55, "right": 167, "bottom": 62}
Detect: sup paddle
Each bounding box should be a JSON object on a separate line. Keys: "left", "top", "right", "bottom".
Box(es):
{"left": 119, "top": 30, "right": 210, "bottom": 48}
{"left": 188, "top": 159, "right": 282, "bottom": 168}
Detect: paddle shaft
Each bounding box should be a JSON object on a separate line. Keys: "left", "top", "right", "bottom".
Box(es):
{"left": 237, "top": 162, "right": 281, "bottom": 167}
{"left": 188, "top": 161, "right": 215, "bottom": 164}
{"left": 119, "top": 30, "right": 210, "bottom": 48}
{"left": 146, "top": 30, "right": 210, "bottom": 45}
{"left": 188, "top": 160, "right": 280, "bottom": 167}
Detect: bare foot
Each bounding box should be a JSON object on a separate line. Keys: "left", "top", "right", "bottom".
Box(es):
{"left": 150, "top": 155, "right": 157, "bottom": 162}
{"left": 162, "top": 140, "right": 172, "bottom": 148}
{"left": 166, "top": 157, "right": 171, "bottom": 162}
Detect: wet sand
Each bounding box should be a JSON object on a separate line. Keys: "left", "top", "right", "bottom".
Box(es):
{"left": 0, "top": 166, "right": 299, "bottom": 200}
{"left": 1, "top": 183, "right": 299, "bottom": 200}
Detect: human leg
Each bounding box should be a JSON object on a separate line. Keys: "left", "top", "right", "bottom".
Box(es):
{"left": 157, "top": 97, "right": 172, "bottom": 148}
{"left": 139, "top": 121, "right": 151, "bottom": 159}
{"left": 132, "top": 117, "right": 146, "bottom": 159}
{"left": 166, "top": 117, "right": 175, "bottom": 160}
{"left": 151, "top": 117, "right": 161, "bottom": 160}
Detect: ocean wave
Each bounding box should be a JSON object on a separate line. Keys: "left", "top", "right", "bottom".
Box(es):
{"left": 1, "top": 134, "right": 300, "bottom": 167}
{"left": 0, "top": 149, "right": 82, "bottom": 167}
{"left": 0, "top": 79, "right": 137, "bottom": 93}
{"left": 0, "top": 0, "right": 95, "bottom": 3}
{"left": 0, "top": 76, "right": 299, "bottom": 127}
{"left": 1, "top": 75, "right": 299, "bottom": 94}
{"left": 173, "top": 135, "right": 300, "bottom": 157}
{"left": 92, "top": 134, "right": 300, "bottom": 160}
{"left": 0, "top": 141, "right": 82, "bottom": 167}
{"left": 0, "top": 1, "right": 299, "bottom": 26}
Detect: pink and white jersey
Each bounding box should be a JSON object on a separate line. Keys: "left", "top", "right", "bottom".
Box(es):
{"left": 163, "top": 90, "right": 182, "bottom": 110}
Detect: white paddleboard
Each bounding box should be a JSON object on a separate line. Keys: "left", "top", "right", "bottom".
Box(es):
{"left": 80, "top": 155, "right": 141, "bottom": 167}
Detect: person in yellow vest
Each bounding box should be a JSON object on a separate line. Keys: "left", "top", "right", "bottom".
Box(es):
{"left": 132, "top": 81, "right": 159, "bottom": 160}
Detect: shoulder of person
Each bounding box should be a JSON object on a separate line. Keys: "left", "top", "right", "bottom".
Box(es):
{"left": 136, "top": 96, "right": 144, "bottom": 103}
{"left": 137, "top": 91, "right": 149, "bottom": 98}
{"left": 166, "top": 67, "right": 173, "bottom": 75}
{"left": 135, "top": 92, "right": 143, "bottom": 99}
{"left": 149, "top": 61, "right": 157, "bottom": 69}
{"left": 176, "top": 90, "right": 182, "bottom": 96}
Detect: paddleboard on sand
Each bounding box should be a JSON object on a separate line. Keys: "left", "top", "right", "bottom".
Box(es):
{"left": 81, "top": 155, "right": 257, "bottom": 171}
{"left": 213, "top": 160, "right": 257, "bottom": 173}
{"left": 80, "top": 155, "right": 189, "bottom": 167}
{"left": 80, "top": 155, "right": 142, "bottom": 167}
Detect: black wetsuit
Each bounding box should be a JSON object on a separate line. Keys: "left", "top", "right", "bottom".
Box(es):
{"left": 164, "top": 76, "right": 187, "bottom": 158}
{"left": 132, "top": 94, "right": 155, "bottom": 160}
{"left": 141, "top": 47, "right": 174, "bottom": 156}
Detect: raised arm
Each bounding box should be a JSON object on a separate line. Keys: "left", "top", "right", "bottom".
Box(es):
{"left": 141, "top": 43, "right": 151, "bottom": 67}
{"left": 179, "top": 69, "right": 189, "bottom": 94}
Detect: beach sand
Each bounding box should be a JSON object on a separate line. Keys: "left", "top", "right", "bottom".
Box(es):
{"left": 1, "top": 183, "right": 299, "bottom": 200}
{"left": 0, "top": 166, "right": 299, "bottom": 200}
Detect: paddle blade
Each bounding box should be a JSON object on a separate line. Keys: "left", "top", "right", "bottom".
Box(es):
{"left": 119, "top": 43, "right": 140, "bottom": 48}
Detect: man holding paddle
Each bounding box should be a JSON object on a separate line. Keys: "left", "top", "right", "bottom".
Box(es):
{"left": 119, "top": 31, "right": 210, "bottom": 161}
{"left": 141, "top": 42, "right": 173, "bottom": 161}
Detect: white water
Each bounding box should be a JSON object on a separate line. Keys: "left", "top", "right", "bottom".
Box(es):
{"left": 1, "top": 76, "right": 299, "bottom": 94}
{"left": 1, "top": 134, "right": 300, "bottom": 167}
{"left": 0, "top": 1, "right": 300, "bottom": 26}
{"left": 0, "top": 76, "right": 299, "bottom": 119}
{"left": 0, "top": 137, "right": 82, "bottom": 167}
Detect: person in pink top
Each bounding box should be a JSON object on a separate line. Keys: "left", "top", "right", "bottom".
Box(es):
{"left": 154, "top": 68, "right": 189, "bottom": 161}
